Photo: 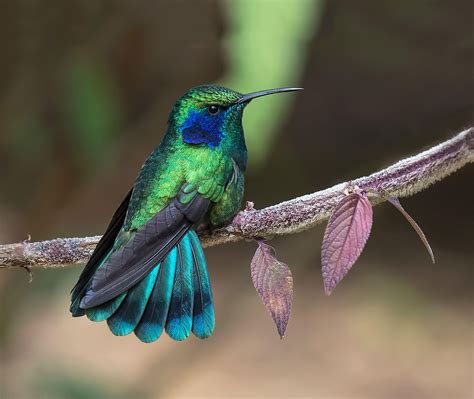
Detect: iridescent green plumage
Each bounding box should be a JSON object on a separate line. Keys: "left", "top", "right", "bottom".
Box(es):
{"left": 125, "top": 86, "right": 246, "bottom": 232}
{"left": 70, "top": 85, "right": 301, "bottom": 342}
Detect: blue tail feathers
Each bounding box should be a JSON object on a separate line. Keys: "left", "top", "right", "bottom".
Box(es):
{"left": 165, "top": 234, "right": 194, "bottom": 340}
{"left": 107, "top": 266, "right": 159, "bottom": 336}
{"left": 189, "top": 231, "right": 215, "bottom": 338}
{"left": 80, "top": 230, "right": 214, "bottom": 342}
{"left": 134, "top": 249, "right": 176, "bottom": 342}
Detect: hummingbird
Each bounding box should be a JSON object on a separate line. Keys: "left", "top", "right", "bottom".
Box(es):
{"left": 70, "top": 85, "right": 302, "bottom": 342}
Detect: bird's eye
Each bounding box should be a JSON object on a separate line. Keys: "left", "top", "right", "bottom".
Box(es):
{"left": 207, "top": 105, "right": 220, "bottom": 115}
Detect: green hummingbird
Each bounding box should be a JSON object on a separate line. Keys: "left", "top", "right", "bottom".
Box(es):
{"left": 70, "top": 85, "right": 302, "bottom": 342}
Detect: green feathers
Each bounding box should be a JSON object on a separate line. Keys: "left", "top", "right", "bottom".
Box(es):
{"left": 70, "top": 86, "right": 248, "bottom": 343}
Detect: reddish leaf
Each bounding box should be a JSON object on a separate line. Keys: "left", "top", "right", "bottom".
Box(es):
{"left": 321, "top": 192, "right": 373, "bottom": 295}
{"left": 387, "top": 196, "right": 435, "bottom": 263}
{"left": 251, "top": 240, "right": 293, "bottom": 338}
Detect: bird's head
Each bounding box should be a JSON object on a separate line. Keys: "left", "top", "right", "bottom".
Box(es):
{"left": 169, "top": 85, "right": 302, "bottom": 148}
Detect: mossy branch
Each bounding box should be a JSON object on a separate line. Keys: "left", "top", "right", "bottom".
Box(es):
{"left": 1, "top": 128, "right": 472, "bottom": 270}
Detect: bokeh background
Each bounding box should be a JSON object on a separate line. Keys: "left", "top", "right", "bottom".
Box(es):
{"left": 1, "top": 1, "right": 473, "bottom": 398}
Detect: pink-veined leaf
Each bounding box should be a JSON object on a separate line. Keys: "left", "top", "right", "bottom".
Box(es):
{"left": 321, "top": 192, "right": 373, "bottom": 295}
{"left": 387, "top": 196, "right": 435, "bottom": 263}
{"left": 251, "top": 240, "right": 293, "bottom": 338}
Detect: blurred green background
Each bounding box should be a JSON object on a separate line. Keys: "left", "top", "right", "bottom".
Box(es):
{"left": 1, "top": 1, "right": 473, "bottom": 398}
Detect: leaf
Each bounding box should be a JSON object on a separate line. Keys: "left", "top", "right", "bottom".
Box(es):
{"left": 386, "top": 197, "right": 435, "bottom": 263}
{"left": 321, "top": 192, "right": 373, "bottom": 295}
{"left": 251, "top": 240, "right": 293, "bottom": 338}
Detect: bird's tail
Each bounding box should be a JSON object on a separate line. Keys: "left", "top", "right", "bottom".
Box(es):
{"left": 76, "top": 230, "right": 214, "bottom": 342}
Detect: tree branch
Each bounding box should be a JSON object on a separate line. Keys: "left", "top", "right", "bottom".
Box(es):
{"left": 1, "top": 128, "right": 472, "bottom": 269}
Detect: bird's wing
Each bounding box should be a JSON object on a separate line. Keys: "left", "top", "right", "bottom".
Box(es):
{"left": 80, "top": 184, "right": 210, "bottom": 309}
{"left": 71, "top": 189, "right": 132, "bottom": 301}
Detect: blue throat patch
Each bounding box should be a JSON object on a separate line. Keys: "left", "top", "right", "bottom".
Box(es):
{"left": 180, "top": 109, "right": 226, "bottom": 148}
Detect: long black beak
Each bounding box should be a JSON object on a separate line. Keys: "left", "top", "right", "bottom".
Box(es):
{"left": 234, "top": 87, "right": 303, "bottom": 104}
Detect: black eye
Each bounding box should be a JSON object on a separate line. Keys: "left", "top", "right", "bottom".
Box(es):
{"left": 208, "top": 105, "right": 220, "bottom": 115}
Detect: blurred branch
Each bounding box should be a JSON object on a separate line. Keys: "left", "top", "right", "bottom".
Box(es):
{"left": 1, "top": 127, "right": 472, "bottom": 269}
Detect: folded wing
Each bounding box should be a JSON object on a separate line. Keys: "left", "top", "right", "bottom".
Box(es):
{"left": 80, "top": 186, "right": 210, "bottom": 309}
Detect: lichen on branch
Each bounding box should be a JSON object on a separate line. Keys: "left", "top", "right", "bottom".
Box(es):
{"left": 0, "top": 127, "right": 472, "bottom": 269}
